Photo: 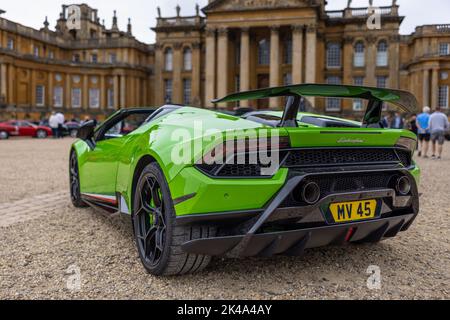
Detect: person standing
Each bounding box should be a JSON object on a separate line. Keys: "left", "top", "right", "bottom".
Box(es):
{"left": 56, "top": 112, "right": 65, "bottom": 138}
{"left": 392, "top": 112, "right": 404, "bottom": 129}
{"left": 429, "top": 106, "right": 449, "bottom": 160}
{"left": 49, "top": 112, "right": 59, "bottom": 139}
{"left": 416, "top": 107, "right": 431, "bottom": 158}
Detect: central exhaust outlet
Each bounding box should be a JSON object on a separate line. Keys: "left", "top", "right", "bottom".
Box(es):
{"left": 301, "top": 182, "right": 321, "bottom": 205}
{"left": 396, "top": 176, "right": 411, "bottom": 195}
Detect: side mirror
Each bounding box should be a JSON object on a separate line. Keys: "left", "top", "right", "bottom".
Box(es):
{"left": 77, "top": 120, "right": 96, "bottom": 141}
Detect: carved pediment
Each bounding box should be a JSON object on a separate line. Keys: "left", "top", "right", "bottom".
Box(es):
{"left": 203, "top": 0, "right": 320, "bottom": 13}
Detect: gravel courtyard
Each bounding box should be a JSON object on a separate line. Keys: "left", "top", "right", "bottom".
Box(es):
{"left": 0, "top": 138, "right": 449, "bottom": 299}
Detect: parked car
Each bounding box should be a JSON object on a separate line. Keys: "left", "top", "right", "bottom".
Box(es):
{"left": 0, "top": 120, "right": 52, "bottom": 140}
{"left": 37, "top": 120, "right": 80, "bottom": 138}
{"left": 70, "top": 84, "right": 420, "bottom": 276}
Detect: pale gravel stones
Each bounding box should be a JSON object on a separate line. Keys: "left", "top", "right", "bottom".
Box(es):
{"left": 0, "top": 139, "right": 449, "bottom": 299}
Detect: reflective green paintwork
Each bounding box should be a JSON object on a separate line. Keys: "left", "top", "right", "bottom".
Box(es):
{"left": 72, "top": 105, "right": 419, "bottom": 217}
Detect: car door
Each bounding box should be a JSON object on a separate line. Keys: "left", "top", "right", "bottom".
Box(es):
{"left": 80, "top": 110, "right": 155, "bottom": 198}
{"left": 18, "top": 121, "right": 36, "bottom": 136}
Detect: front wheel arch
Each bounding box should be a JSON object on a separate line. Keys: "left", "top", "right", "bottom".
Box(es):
{"left": 131, "top": 155, "right": 158, "bottom": 215}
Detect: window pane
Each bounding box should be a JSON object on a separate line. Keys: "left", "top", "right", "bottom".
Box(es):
{"left": 258, "top": 39, "right": 270, "bottom": 65}
{"left": 183, "top": 79, "right": 191, "bottom": 105}
{"left": 283, "top": 73, "right": 292, "bottom": 86}
{"left": 164, "top": 79, "right": 173, "bottom": 103}
{"left": 183, "top": 48, "right": 192, "bottom": 71}
{"left": 165, "top": 49, "right": 173, "bottom": 71}
{"left": 327, "top": 43, "right": 341, "bottom": 68}
{"left": 72, "top": 88, "right": 82, "bottom": 108}
{"left": 107, "top": 89, "right": 115, "bottom": 109}
{"left": 377, "top": 76, "right": 388, "bottom": 88}
{"left": 326, "top": 77, "right": 341, "bottom": 111}
{"left": 354, "top": 42, "right": 365, "bottom": 67}
{"left": 53, "top": 86, "right": 63, "bottom": 107}
{"left": 439, "top": 43, "right": 449, "bottom": 56}
{"left": 377, "top": 41, "right": 388, "bottom": 66}
{"left": 89, "top": 88, "right": 100, "bottom": 109}
{"left": 36, "top": 85, "right": 45, "bottom": 107}
{"left": 438, "top": 86, "right": 449, "bottom": 108}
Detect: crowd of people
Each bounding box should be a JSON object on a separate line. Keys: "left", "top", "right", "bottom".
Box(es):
{"left": 383, "top": 107, "right": 450, "bottom": 160}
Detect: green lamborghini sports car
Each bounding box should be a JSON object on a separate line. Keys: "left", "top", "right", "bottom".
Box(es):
{"left": 70, "top": 84, "right": 420, "bottom": 276}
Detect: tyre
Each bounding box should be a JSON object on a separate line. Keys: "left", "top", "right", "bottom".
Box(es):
{"left": 36, "top": 130, "right": 48, "bottom": 139}
{"left": 133, "top": 162, "right": 216, "bottom": 276}
{"left": 0, "top": 131, "right": 9, "bottom": 140}
{"left": 69, "top": 151, "right": 88, "bottom": 208}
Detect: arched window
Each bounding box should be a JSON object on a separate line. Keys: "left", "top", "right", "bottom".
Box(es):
{"left": 377, "top": 40, "right": 388, "bottom": 67}
{"left": 183, "top": 47, "right": 192, "bottom": 71}
{"left": 164, "top": 48, "right": 173, "bottom": 71}
{"left": 284, "top": 38, "right": 292, "bottom": 64}
{"left": 258, "top": 39, "right": 270, "bottom": 65}
{"left": 326, "top": 42, "right": 341, "bottom": 68}
{"left": 353, "top": 41, "right": 365, "bottom": 67}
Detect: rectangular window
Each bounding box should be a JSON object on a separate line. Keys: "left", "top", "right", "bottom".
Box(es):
{"left": 326, "top": 77, "right": 341, "bottom": 111}
{"left": 49, "top": 51, "right": 55, "bottom": 59}
{"left": 327, "top": 43, "right": 341, "bottom": 68}
{"left": 353, "top": 77, "right": 364, "bottom": 111}
{"left": 164, "top": 79, "right": 173, "bottom": 103}
{"left": 183, "top": 79, "right": 191, "bottom": 105}
{"left": 73, "top": 54, "right": 80, "bottom": 63}
{"left": 89, "top": 88, "right": 100, "bottom": 109}
{"left": 377, "top": 76, "right": 388, "bottom": 88}
{"left": 438, "top": 86, "right": 449, "bottom": 108}
{"left": 72, "top": 88, "right": 82, "bottom": 108}
{"left": 283, "top": 73, "right": 292, "bottom": 86}
{"left": 354, "top": 52, "right": 365, "bottom": 67}
{"left": 109, "top": 53, "right": 117, "bottom": 64}
{"left": 439, "top": 43, "right": 449, "bottom": 56}
{"left": 91, "top": 54, "right": 98, "bottom": 63}
{"left": 33, "top": 46, "right": 39, "bottom": 57}
{"left": 284, "top": 39, "right": 293, "bottom": 64}
{"left": 36, "top": 85, "right": 45, "bottom": 107}
{"left": 53, "top": 86, "right": 63, "bottom": 108}
{"left": 107, "top": 89, "right": 115, "bottom": 109}
{"left": 7, "top": 38, "right": 14, "bottom": 50}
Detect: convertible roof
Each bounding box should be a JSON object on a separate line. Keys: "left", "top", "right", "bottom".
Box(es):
{"left": 212, "top": 84, "right": 419, "bottom": 113}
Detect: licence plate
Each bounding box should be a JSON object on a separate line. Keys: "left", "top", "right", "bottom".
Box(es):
{"left": 329, "top": 200, "right": 378, "bottom": 224}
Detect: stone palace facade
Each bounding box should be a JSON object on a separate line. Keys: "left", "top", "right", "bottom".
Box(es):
{"left": 0, "top": 0, "right": 449, "bottom": 120}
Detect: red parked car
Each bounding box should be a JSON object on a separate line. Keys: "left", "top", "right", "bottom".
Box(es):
{"left": 0, "top": 120, "right": 52, "bottom": 140}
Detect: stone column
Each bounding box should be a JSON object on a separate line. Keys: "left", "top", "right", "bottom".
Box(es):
{"left": 217, "top": 28, "right": 229, "bottom": 108}
{"left": 154, "top": 44, "right": 164, "bottom": 105}
{"left": 366, "top": 36, "right": 377, "bottom": 86}
{"left": 389, "top": 35, "right": 400, "bottom": 88}
{"left": 114, "top": 75, "right": 120, "bottom": 109}
{"left": 48, "top": 71, "right": 53, "bottom": 108}
{"left": 269, "top": 26, "right": 281, "bottom": 109}
{"left": 120, "top": 74, "right": 126, "bottom": 107}
{"left": 240, "top": 27, "right": 250, "bottom": 107}
{"left": 65, "top": 74, "right": 71, "bottom": 109}
{"left": 83, "top": 74, "right": 89, "bottom": 110}
{"left": 0, "top": 64, "right": 7, "bottom": 102}
{"left": 100, "top": 75, "right": 105, "bottom": 110}
{"left": 423, "top": 69, "right": 430, "bottom": 107}
{"left": 292, "top": 25, "right": 304, "bottom": 85}
{"left": 173, "top": 42, "right": 183, "bottom": 104}
{"left": 305, "top": 24, "right": 317, "bottom": 105}
{"left": 192, "top": 42, "right": 202, "bottom": 106}
{"left": 431, "top": 68, "right": 439, "bottom": 108}
{"left": 205, "top": 28, "right": 217, "bottom": 107}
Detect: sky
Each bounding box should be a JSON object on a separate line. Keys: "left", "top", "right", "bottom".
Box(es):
{"left": 1, "top": 0, "right": 450, "bottom": 43}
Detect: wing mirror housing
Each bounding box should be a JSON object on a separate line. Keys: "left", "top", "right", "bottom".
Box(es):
{"left": 77, "top": 120, "right": 96, "bottom": 142}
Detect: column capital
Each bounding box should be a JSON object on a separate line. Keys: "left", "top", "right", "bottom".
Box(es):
{"left": 292, "top": 24, "right": 305, "bottom": 33}
{"left": 192, "top": 41, "right": 202, "bottom": 50}
{"left": 389, "top": 34, "right": 401, "bottom": 43}
{"left": 366, "top": 35, "right": 377, "bottom": 45}
{"left": 344, "top": 36, "right": 354, "bottom": 44}
{"left": 173, "top": 42, "right": 183, "bottom": 50}
{"left": 306, "top": 24, "right": 317, "bottom": 33}
{"left": 270, "top": 25, "right": 280, "bottom": 33}
{"left": 241, "top": 26, "right": 250, "bottom": 34}
{"left": 205, "top": 27, "right": 216, "bottom": 37}
{"left": 218, "top": 27, "right": 228, "bottom": 35}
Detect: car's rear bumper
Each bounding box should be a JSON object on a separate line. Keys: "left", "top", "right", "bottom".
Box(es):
{"left": 181, "top": 213, "right": 415, "bottom": 257}
{"left": 175, "top": 168, "right": 420, "bottom": 257}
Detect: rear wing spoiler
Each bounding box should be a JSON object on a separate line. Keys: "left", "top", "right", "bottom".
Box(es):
{"left": 212, "top": 84, "right": 419, "bottom": 127}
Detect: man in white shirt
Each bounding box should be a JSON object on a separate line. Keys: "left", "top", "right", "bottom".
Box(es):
{"left": 49, "top": 112, "right": 59, "bottom": 139}
{"left": 56, "top": 112, "right": 65, "bottom": 139}
{"left": 429, "top": 107, "right": 450, "bottom": 160}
